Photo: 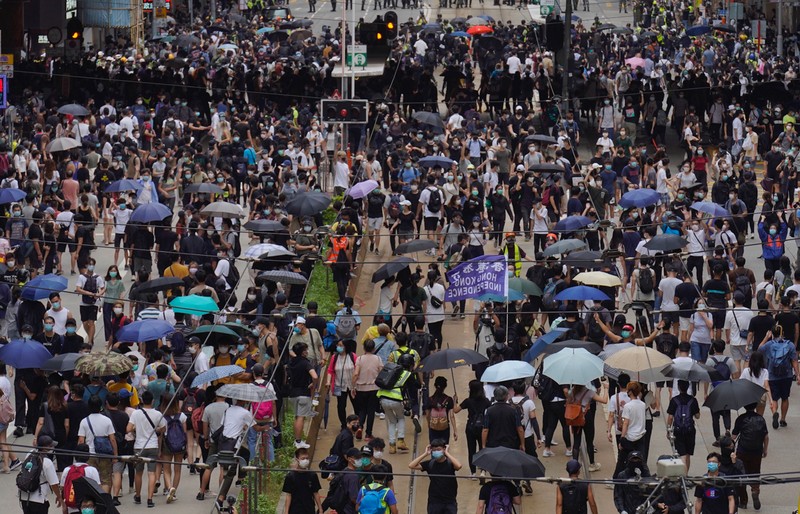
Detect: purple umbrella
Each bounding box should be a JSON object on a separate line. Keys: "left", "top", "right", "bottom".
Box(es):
{"left": 346, "top": 180, "right": 380, "bottom": 200}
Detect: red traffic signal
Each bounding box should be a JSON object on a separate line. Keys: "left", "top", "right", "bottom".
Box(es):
{"left": 321, "top": 100, "right": 368, "bottom": 123}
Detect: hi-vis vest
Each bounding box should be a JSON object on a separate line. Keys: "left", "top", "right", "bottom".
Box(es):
{"left": 503, "top": 244, "right": 522, "bottom": 277}
{"left": 376, "top": 369, "right": 411, "bottom": 401}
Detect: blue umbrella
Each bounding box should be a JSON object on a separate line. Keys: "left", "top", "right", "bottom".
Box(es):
{"left": 477, "top": 289, "right": 525, "bottom": 303}
{"left": 0, "top": 339, "right": 53, "bottom": 369}
{"left": 0, "top": 189, "right": 27, "bottom": 205}
{"left": 422, "top": 23, "right": 441, "bottom": 29}
{"left": 686, "top": 25, "right": 711, "bottom": 36}
{"left": 450, "top": 31, "right": 471, "bottom": 38}
{"left": 115, "top": 320, "right": 174, "bottom": 343}
{"left": 554, "top": 285, "right": 611, "bottom": 302}
{"left": 104, "top": 179, "right": 143, "bottom": 193}
{"left": 619, "top": 188, "right": 661, "bottom": 208}
{"left": 477, "top": 14, "right": 494, "bottom": 22}
{"left": 523, "top": 328, "right": 569, "bottom": 361}
{"left": 480, "top": 360, "right": 537, "bottom": 383}
{"left": 129, "top": 203, "right": 172, "bottom": 223}
{"left": 554, "top": 216, "right": 593, "bottom": 232}
{"left": 418, "top": 156, "right": 457, "bottom": 168}
{"left": 256, "top": 27, "right": 274, "bottom": 35}
{"left": 690, "top": 201, "right": 729, "bottom": 217}
{"left": 192, "top": 365, "right": 246, "bottom": 387}
{"left": 21, "top": 273, "right": 68, "bottom": 301}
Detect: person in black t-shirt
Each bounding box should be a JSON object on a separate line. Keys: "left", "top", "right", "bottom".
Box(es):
{"left": 27, "top": 212, "right": 44, "bottom": 270}
{"left": 454, "top": 380, "right": 492, "bottom": 475}
{"left": 282, "top": 448, "right": 322, "bottom": 514}
{"left": 775, "top": 296, "right": 800, "bottom": 348}
{"left": 477, "top": 479, "right": 522, "bottom": 514}
{"left": 288, "top": 343, "right": 318, "bottom": 449}
{"left": 408, "top": 438, "right": 462, "bottom": 513}
{"left": 702, "top": 264, "right": 731, "bottom": 339}
{"left": 482, "top": 386, "right": 524, "bottom": 450}
{"left": 748, "top": 301, "right": 775, "bottom": 354}
{"left": 694, "top": 453, "right": 735, "bottom": 514}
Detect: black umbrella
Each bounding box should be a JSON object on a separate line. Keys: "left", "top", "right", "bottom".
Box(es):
{"left": 543, "top": 340, "right": 603, "bottom": 356}
{"left": 644, "top": 234, "right": 687, "bottom": 252}
{"left": 372, "top": 257, "right": 416, "bottom": 283}
{"left": 473, "top": 447, "right": 546, "bottom": 479}
{"left": 41, "top": 352, "right": 81, "bottom": 372}
{"left": 529, "top": 163, "right": 566, "bottom": 174}
{"left": 478, "top": 35, "right": 503, "bottom": 50}
{"left": 256, "top": 270, "right": 308, "bottom": 285}
{"left": 525, "top": 134, "right": 558, "bottom": 145}
{"left": 451, "top": 16, "right": 467, "bottom": 24}
{"left": 244, "top": 219, "right": 286, "bottom": 233}
{"left": 73, "top": 477, "right": 120, "bottom": 514}
{"left": 285, "top": 192, "right": 331, "bottom": 216}
{"left": 137, "top": 277, "right": 185, "bottom": 295}
{"left": 563, "top": 250, "right": 603, "bottom": 269}
{"left": 57, "top": 104, "right": 90, "bottom": 116}
{"left": 417, "top": 348, "right": 487, "bottom": 372}
{"left": 611, "top": 27, "right": 633, "bottom": 34}
{"left": 207, "top": 25, "right": 232, "bottom": 33}
{"left": 176, "top": 34, "right": 201, "bottom": 49}
{"left": 395, "top": 239, "right": 437, "bottom": 255}
{"left": 713, "top": 23, "right": 737, "bottom": 33}
{"left": 597, "top": 23, "right": 616, "bottom": 30}
{"left": 661, "top": 361, "right": 722, "bottom": 382}
{"left": 412, "top": 111, "right": 444, "bottom": 129}
{"left": 184, "top": 183, "right": 225, "bottom": 194}
{"left": 703, "top": 380, "right": 766, "bottom": 412}
{"left": 267, "top": 30, "right": 290, "bottom": 43}
{"left": 295, "top": 19, "right": 314, "bottom": 28}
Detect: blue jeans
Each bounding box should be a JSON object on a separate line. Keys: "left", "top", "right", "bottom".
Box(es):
{"left": 247, "top": 427, "right": 275, "bottom": 464}
{"left": 691, "top": 341, "right": 711, "bottom": 363}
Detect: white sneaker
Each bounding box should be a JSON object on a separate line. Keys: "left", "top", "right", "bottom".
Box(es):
{"left": 588, "top": 463, "right": 601, "bottom": 472}
{"left": 550, "top": 440, "right": 559, "bottom": 446}
{"left": 295, "top": 440, "right": 310, "bottom": 449}
{"left": 565, "top": 448, "right": 573, "bottom": 456}
{"left": 470, "top": 473, "right": 477, "bottom": 481}
{"left": 379, "top": 413, "right": 386, "bottom": 420}
{"left": 542, "top": 449, "right": 554, "bottom": 457}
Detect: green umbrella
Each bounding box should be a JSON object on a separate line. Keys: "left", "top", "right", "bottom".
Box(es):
{"left": 508, "top": 277, "right": 543, "bottom": 296}
{"left": 222, "top": 322, "right": 254, "bottom": 338}
{"left": 190, "top": 325, "right": 241, "bottom": 345}
{"left": 170, "top": 295, "right": 218, "bottom": 315}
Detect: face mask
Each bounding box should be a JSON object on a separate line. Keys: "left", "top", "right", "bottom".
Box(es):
{"left": 336, "top": 346, "right": 344, "bottom": 353}
{"left": 632, "top": 212, "right": 639, "bottom": 219}
{"left": 142, "top": 176, "right": 150, "bottom": 182}
{"left": 496, "top": 189, "right": 503, "bottom": 195}
{"left": 411, "top": 185, "right": 418, "bottom": 192}
{"left": 6, "top": 261, "right": 14, "bottom": 268}
{"left": 678, "top": 194, "right": 685, "bottom": 200}
{"left": 494, "top": 342, "right": 505, "bottom": 350}
{"left": 293, "top": 327, "right": 301, "bottom": 335}
{"left": 773, "top": 196, "right": 780, "bottom": 203}
{"left": 698, "top": 150, "right": 704, "bottom": 155}
{"left": 446, "top": 176, "right": 454, "bottom": 182}
{"left": 81, "top": 508, "right": 95, "bottom": 514}
{"left": 44, "top": 323, "right": 54, "bottom": 332}
{"left": 234, "top": 137, "right": 241, "bottom": 143}
{"left": 110, "top": 271, "right": 118, "bottom": 278}
{"left": 189, "top": 347, "right": 197, "bottom": 355}
{"left": 471, "top": 190, "right": 479, "bottom": 197}
{"left": 692, "top": 223, "right": 700, "bottom": 231}
{"left": 185, "top": 173, "right": 192, "bottom": 179}
{"left": 621, "top": 330, "right": 632, "bottom": 338}
{"left": 697, "top": 303, "right": 706, "bottom": 310}
{"left": 721, "top": 174, "right": 728, "bottom": 181}
{"left": 22, "top": 333, "right": 32, "bottom": 340}
{"left": 237, "top": 344, "right": 246, "bottom": 353}
{"left": 52, "top": 302, "right": 61, "bottom": 309}
{"left": 219, "top": 347, "right": 229, "bottom": 354}
{"left": 298, "top": 458, "right": 310, "bottom": 469}
{"left": 217, "top": 177, "right": 224, "bottom": 183}
{"left": 247, "top": 294, "right": 257, "bottom": 302}
{"left": 189, "top": 268, "right": 198, "bottom": 274}
{"left": 770, "top": 228, "right": 777, "bottom": 236}
{"left": 87, "top": 265, "right": 94, "bottom": 272}
{"left": 431, "top": 450, "right": 444, "bottom": 459}
{"left": 303, "top": 225, "right": 313, "bottom": 232}
{"left": 263, "top": 209, "right": 271, "bottom": 216}
{"left": 373, "top": 451, "right": 383, "bottom": 459}
{"left": 114, "top": 307, "right": 123, "bottom": 315}
{"left": 353, "top": 459, "right": 363, "bottom": 469}
{"left": 707, "top": 462, "right": 719, "bottom": 473}
{"left": 66, "top": 326, "right": 77, "bottom": 335}
{"left": 12, "top": 211, "right": 20, "bottom": 217}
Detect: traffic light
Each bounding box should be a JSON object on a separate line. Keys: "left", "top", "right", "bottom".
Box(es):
{"left": 385, "top": 11, "right": 398, "bottom": 39}
{"left": 66, "top": 16, "right": 83, "bottom": 41}
{"left": 320, "top": 99, "right": 369, "bottom": 123}
{"left": 359, "top": 22, "right": 386, "bottom": 45}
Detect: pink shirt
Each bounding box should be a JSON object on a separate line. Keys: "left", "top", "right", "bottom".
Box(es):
{"left": 62, "top": 178, "right": 80, "bottom": 207}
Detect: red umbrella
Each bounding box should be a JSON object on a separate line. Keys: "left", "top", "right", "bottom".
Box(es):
{"left": 467, "top": 25, "right": 493, "bottom": 36}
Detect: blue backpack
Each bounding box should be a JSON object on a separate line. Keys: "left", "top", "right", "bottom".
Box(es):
{"left": 359, "top": 485, "right": 390, "bottom": 514}
{"left": 768, "top": 340, "right": 794, "bottom": 379}
{"left": 165, "top": 414, "right": 187, "bottom": 453}
{"left": 322, "top": 321, "right": 338, "bottom": 351}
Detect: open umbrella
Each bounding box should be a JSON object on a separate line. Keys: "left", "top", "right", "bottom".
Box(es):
{"left": 22, "top": 273, "right": 68, "bottom": 301}
{"left": 191, "top": 325, "right": 242, "bottom": 345}
{"left": 661, "top": 361, "right": 722, "bottom": 382}
{"left": 41, "top": 352, "right": 82, "bottom": 372}
{"left": 508, "top": 277, "right": 543, "bottom": 296}
{"left": 218, "top": 43, "right": 239, "bottom": 52}
{"left": 176, "top": 34, "right": 200, "bottom": 48}
{"left": 563, "top": 251, "right": 604, "bottom": 269}
{"left": 477, "top": 35, "right": 503, "bottom": 50}
{"left": 480, "top": 361, "right": 537, "bottom": 383}
{"left": 523, "top": 328, "right": 569, "bottom": 361}
{"left": 289, "top": 29, "right": 313, "bottom": 42}
{"left": 221, "top": 323, "right": 254, "bottom": 338}
{"left": 57, "top": 104, "right": 90, "bottom": 116}
{"left": 170, "top": 295, "right": 219, "bottom": 315}
{"left": 449, "top": 31, "right": 471, "bottom": 38}
{"left": 451, "top": 16, "right": 467, "bottom": 24}
{"left": 604, "top": 346, "right": 673, "bottom": 382}
{"left": 703, "top": 380, "right": 766, "bottom": 412}
{"left": 267, "top": 30, "right": 290, "bottom": 43}
{"left": 217, "top": 383, "right": 277, "bottom": 402}
{"left": 599, "top": 342, "right": 637, "bottom": 359}
{"left": 192, "top": 365, "right": 245, "bottom": 387}
{"left": 257, "top": 270, "right": 308, "bottom": 285}
{"left": 115, "top": 320, "right": 174, "bottom": 343}
{"left": 597, "top": 23, "right": 616, "bottom": 30}
{"left": 467, "top": 25, "right": 492, "bottom": 36}
{"left": 46, "top": 137, "right": 82, "bottom": 153}
{"left": 713, "top": 23, "right": 737, "bottom": 33}
{"left": 473, "top": 447, "right": 545, "bottom": 479}
{"left": 0, "top": 340, "right": 52, "bottom": 369}
{"left": 202, "top": 201, "right": 245, "bottom": 218}
{"left": 543, "top": 347, "right": 605, "bottom": 384}
{"left": 104, "top": 179, "right": 143, "bottom": 193}
{"left": 477, "top": 14, "right": 495, "bottom": 22}
{"left": 418, "top": 156, "right": 457, "bottom": 168}
{"left": 476, "top": 290, "right": 525, "bottom": 303}
{"left": 611, "top": 26, "right": 633, "bottom": 34}
{"left": 686, "top": 25, "right": 711, "bottom": 36}
{"left": 691, "top": 201, "right": 729, "bottom": 217}
{"left": 285, "top": 192, "right": 332, "bottom": 216}
{"left": 130, "top": 203, "right": 172, "bottom": 223}
{"left": 529, "top": 163, "right": 564, "bottom": 173}
{"left": 0, "top": 189, "right": 27, "bottom": 204}
{"left": 543, "top": 239, "right": 587, "bottom": 257}
{"left": 574, "top": 271, "right": 622, "bottom": 287}
{"left": 554, "top": 285, "right": 610, "bottom": 302}
{"left": 256, "top": 26, "right": 274, "bottom": 35}
{"left": 72, "top": 477, "right": 120, "bottom": 514}
{"left": 75, "top": 352, "right": 134, "bottom": 376}
{"left": 411, "top": 111, "right": 444, "bottom": 129}
{"left": 466, "top": 17, "right": 488, "bottom": 26}
{"left": 619, "top": 189, "right": 661, "bottom": 208}
{"left": 417, "top": 348, "right": 487, "bottom": 372}
{"left": 136, "top": 277, "right": 185, "bottom": 294}
{"left": 395, "top": 239, "right": 437, "bottom": 255}
{"left": 345, "top": 180, "right": 380, "bottom": 200}
{"left": 525, "top": 135, "right": 558, "bottom": 145}
{"left": 372, "top": 257, "right": 416, "bottom": 283}
{"left": 543, "top": 340, "right": 603, "bottom": 356}
{"left": 244, "top": 219, "right": 285, "bottom": 233}
{"left": 625, "top": 56, "right": 646, "bottom": 69}
{"left": 244, "top": 243, "right": 294, "bottom": 259}
{"left": 184, "top": 183, "right": 225, "bottom": 195}
{"left": 554, "top": 216, "right": 593, "bottom": 232}
{"left": 644, "top": 234, "right": 687, "bottom": 252}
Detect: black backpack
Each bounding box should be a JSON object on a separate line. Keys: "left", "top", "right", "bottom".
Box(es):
{"left": 16, "top": 451, "right": 43, "bottom": 493}
{"left": 321, "top": 473, "right": 350, "bottom": 513}
{"left": 426, "top": 187, "right": 442, "bottom": 213}
{"left": 408, "top": 332, "right": 432, "bottom": 361}
{"left": 735, "top": 273, "right": 751, "bottom": 300}
{"left": 81, "top": 274, "right": 99, "bottom": 304}
{"left": 638, "top": 268, "right": 654, "bottom": 295}
{"left": 710, "top": 356, "right": 732, "bottom": 386}
{"left": 233, "top": 235, "right": 242, "bottom": 258}
{"left": 225, "top": 259, "right": 241, "bottom": 289}
{"left": 559, "top": 482, "right": 589, "bottom": 514}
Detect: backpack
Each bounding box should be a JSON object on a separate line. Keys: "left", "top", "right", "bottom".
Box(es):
{"left": 0, "top": 395, "right": 14, "bottom": 425}
{"left": 564, "top": 400, "right": 586, "bottom": 427}
{"left": 63, "top": 463, "right": 88, "bottom": 509}
{"left": 0, "top": 154, "right": 8, "bottom": 175}
{"left": 735, "top": 273, "right": 752, "bottom": 300}
{"left": 672, "top": 396, "right": 694, "bottom": 432}
{"left": 225, "top": 259, "right": 241, "bottom": 289}
{"left": 638, "top": 268, "right": 654, "bottom": 295}
{"left": 542, "top": 278, "right": 563, "bottom": 311}
{"left": 559, "top": 483, "right": 589, "bottom": 514}
{"left": 375, "top": 362, "right": 403, "bottom": 390}
{"left": 541, "top": 185, "right": 551, "bottom": 207}
{"left": 756, "top": 285, "right": 768, "bottom": 305}
{"left": 233, "top": 234, "right": 242, "bottom": 258}
{"left": 336, "top": 311, "right": 358, "bottom": 340}
{"left": 779, "top": 272, "right": 793, "bottom": 298}
{"left": 81, "top": 274, "right": 99, "bottom": 304}
{"left": 322, "top": 472, "right": 350, "bottom": 513}
{"left": 87, "top": 417, "right": 114, "bottom": 455}
{"left": 322, "top": 321, "right": 339, "bottom": 351}
{"left": 429, "top": 403, "right": 449, "bottom": 431}
{"left": 165, "top": 414, "right": 187, "bottom": 453}
{"left": 191, "top": 403, "right": 206, "bottom": 434}
{"left": 768, "top": 340, "right": 794, "bottom": 378}
{"left": 359, "top": 485, "right": 390, "bottom": 514}
{"left": 368, "top": 192, "right": 384, "bottom": 209}
{"left": 16, "top": 452, "right": 43, "bottom": 493}
{"left": 387, "top": 194, "right": 402, "bottom": 219}
{"left": 486, "top": 483, "right": 514, "bottom": 514}
{"left": 408, "top": 332, "right": 431, "bottom": 361}
{"left": 586, "top": 313, "right": 605, "bottom": 342}
{"left": 736, "top": 414, "right": 766, "bottom": 453}
{"left": 511, "top": 397, "right": 529, "bottom": 431}
{"left": 710, "top": 356, "right": 732, "bottom": 386}
{"left": 426, "top": 187, "right": 442, "bottom": 213}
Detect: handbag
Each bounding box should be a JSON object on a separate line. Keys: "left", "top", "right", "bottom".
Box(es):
{"left": 732, "top": 309, "right": 748, "bottom": 340}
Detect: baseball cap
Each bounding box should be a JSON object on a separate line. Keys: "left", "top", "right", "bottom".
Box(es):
{"left": 516, "top": 164, "right": 525, "bottom": 171}
{"left": 566, "top": 459, "right": 581, "bottom": 474}
{"left": 400, "top": 200, "right": 411, "bottom": 206}
{"left": 295, "top": 315, "right": 307, "bottom": 324}
{"left": 37, "top": 435, "right": 58, "bottom": 448}
{"left": 360, "top": 445, "right": 373, "bottom": 456}
{"left": 622, "top": 324, "right": 635, "bottom": 332}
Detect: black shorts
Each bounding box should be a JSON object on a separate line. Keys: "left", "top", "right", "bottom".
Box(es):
{"left": 497, "top": 172, "right": 509, "bottom": 185}
{"left": 80, "top": 305, "right": 99, "bottom": 321}
{"left": 673, "top": 429, "right": 696, "bottom": 456}
{"left": 423, "top": 217, "right": 439, "bottom": 231}
{"left": 710, "top": 309, "right": 726, "bottom": 329}
{"left": 662, "top": 311, "right": 679, "bottom": 326}
{"left": 57, "top": 234, "right": 75, "bottom": 253}
{"left": 770, "top": 378, "right": 793, "bottom": 401}
{"left": 114, "top": 233, "right": 126, "bottom": 249}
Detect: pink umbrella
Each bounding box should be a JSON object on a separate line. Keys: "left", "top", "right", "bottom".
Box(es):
{"left": 625, "top": 56, "right": 646, "bottom": 69}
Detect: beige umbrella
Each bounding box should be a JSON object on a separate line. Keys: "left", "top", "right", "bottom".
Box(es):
{"left": 289, "top": 29, "right": 312, "bottom": 42}
{"left": 573, "top": 271, "right": 622, "bottom": 287}
{"left": 604, "top": 346, "right": 673, "bottom": 382}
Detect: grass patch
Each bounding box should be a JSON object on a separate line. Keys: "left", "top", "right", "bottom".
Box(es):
{"left": 322, "top": 194, "right": 343, "bottom": 226}
{"left": 256, "top": 415, "right": 296, "bottom": 514}
{"left": 306, "top": 261, "right": 340, "bottom": 318}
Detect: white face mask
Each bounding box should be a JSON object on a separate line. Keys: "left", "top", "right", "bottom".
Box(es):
{"left": 219, "top": 347, "right": 229, "bottom": 354}
{"left": 247, "top": 294, "right": 257, "bottom": 301}
{"left": 188, "top": 347, "right": 198, "bottom": 355}
{"left": 113, "top": 307, "right": 123, "bottom": 315}
{"left": 373, "top": 451, "right": 383, "bottom": 459}
{"left": 298, "top": 458, "right": 311, "bottom": 468}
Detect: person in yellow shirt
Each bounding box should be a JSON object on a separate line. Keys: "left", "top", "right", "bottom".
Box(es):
{"left": 210, "top": 342, "right": 235, "bottom": 385}
{"left": 360, "top": 322, "right": 395, "bottom": 345}
{"left": 162, "top": 254, "right": 188, "bottom": 299}
{"left": 107, "top": 370, "right": 140, "bottom": 407}
{"left": 234, "top": 336, "right": 260, "bottom": 383}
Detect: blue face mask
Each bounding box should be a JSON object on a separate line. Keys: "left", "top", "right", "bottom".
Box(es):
{"left": 110, "top": 271, "right": 118, "bottom": 278}
{"left": 707, "top": 462, "right": 719, "bottom": 473}
{"left": 44, "top": 323, "right": 54, "bottom": 332}
{"left": 237, "top": 344, "right": 246, "bottom": 353}
{"left": 431, "top": 450, "right": 444, "bottom": 459}
{"left": 119, "top": 203, "right": 126, "bottom": 210}
{"left": 81, "top": 508, "right": 95, "bottom": 514}
{"left": 336, "top": 346, "right": 344, "bottom": 353}
{"left": 293, "top": 327, "right": 301, "bottom": 335}
{"left": 66, "top": 327, "right": 76, "bottom": 335}
{"left": 770, "top": 228, "right": 777, "bottom": 236}
{"left": 621, "top": 330, "right": 632, "bottom": 338}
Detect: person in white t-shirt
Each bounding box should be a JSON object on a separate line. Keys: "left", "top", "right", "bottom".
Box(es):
{"left": 77, "top": 396, "right": 117, "bottom": 492}
{"left": 619, "top": 382, "right": 647, "bottom": 464}
{"left": 607, "top": 373, "right": 632, "bottom": 440}
{"left": 423, "top": 272, "right": 446, "bottom": 351}
{"left": 127, "top": 391, "right": 166, "bottom": 507}
{"left": 725, "top": 292, "right": 755, "bottom": 372}
{"left": 739, "top": 351, "right": 776, "bottom": 416}
{"left": 189, "top": 337, "right": 210, "bottom": 374}
{"left": 658, "top": 267, "right": 683, "bottom": 336}
{"left": 18, "top": 436, "right": 62, "bottom": 510}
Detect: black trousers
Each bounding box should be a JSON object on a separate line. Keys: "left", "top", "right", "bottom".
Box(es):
{"left": 465, "top": 425, "right": 483, "bottom": 473}
{"left": 355, "top": 390, "right": 379, "bottom": 437}
{"left": 543, "top": 401, "right": 571, "bottom": 448}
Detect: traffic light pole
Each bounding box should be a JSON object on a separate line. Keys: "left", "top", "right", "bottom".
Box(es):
{"left": 561, "top": 0, "right": 571, "bottom": 102}
{"left": 339, "top": 0, "right": 349, "bottom": 154}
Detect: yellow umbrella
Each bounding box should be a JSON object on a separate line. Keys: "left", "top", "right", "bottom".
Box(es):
{"left": 574, "top": 271, "right": 622, "bottom": 287}
{"left": 604, "top": 346, "right": 673, "bottom": 383}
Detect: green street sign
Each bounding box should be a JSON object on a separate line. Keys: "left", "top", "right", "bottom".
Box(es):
{"left": 540, "top": 5, "right": 553, "bottom": 15}
{"left": 346, "top": 44, "right": 367, "bottom": 67}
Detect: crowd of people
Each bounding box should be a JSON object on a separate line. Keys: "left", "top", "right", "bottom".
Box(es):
{"left": 0, "top": 0, "right": 799, "bottom": 512}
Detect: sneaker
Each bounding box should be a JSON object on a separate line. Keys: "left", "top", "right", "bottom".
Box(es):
{"left": 154, "top": 483, "right": 160, "bottom": 495}
{"left": 167, "top": 487, "right": 177, "bottom": 504}
{"left": 565, "top": 448, "right": 573, "bottom": 457}
{"left": 196, "top": 493, "right": 205, "bottom": 501}
{"left": 113, "top": 498, "right": 121, "bottom": 506}
{"left": 780, "top": 420, "right": 788, "bottom": 427}
{"left": 712, "top": 440, "right": 720, "bottom": 447}
{"left": 12, "top": 427, "right": 23, "bottom": 438}
{"left": 413, "top": 417, "right": 422, "bottom": 433}
{"left": 521, "top": 482, "right": 532, "bottom": 494}
{"left": 752, "top": 493, "right": 761, "bottom": 510}
{"left": 470, "top": 473, "right": 477, "bottom": 481}
{"left": 134, "top": 496, "right": 142, "bottom": 505}
{"left": 588, "top": 463, "right": 601, "bottom": 472}
{"left": 296, "top": 440, "right": 310, "bottom": 449}
{"left": 9, "top": 459, "right": 21, "bottom": 471}
{"left": 355, "top": 428, "right": 363, "bottom": 440}
{"left": 550, "top": 440, "right": 559, "bottom": 446}
{"left": 378, "top": 412, "right": 385, "bottom": 420}
{"left": 773, "top": 412, "right": 779, "bottom": 429}
{"left": 147, "top": 499, "right": 155, "bottom": 508}
{"left": 389, "top": 443, "right": 396, "bottom": 454}
{"left": 542, "top": 449, "right": 554, "bottom": 457}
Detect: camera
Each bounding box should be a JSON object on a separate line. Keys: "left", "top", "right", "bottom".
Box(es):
{"left": 480, "top": 309, "right": 495, "bottom": 327}
{"left": 219, "top": 496, "right": 238, "bottom": 513}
